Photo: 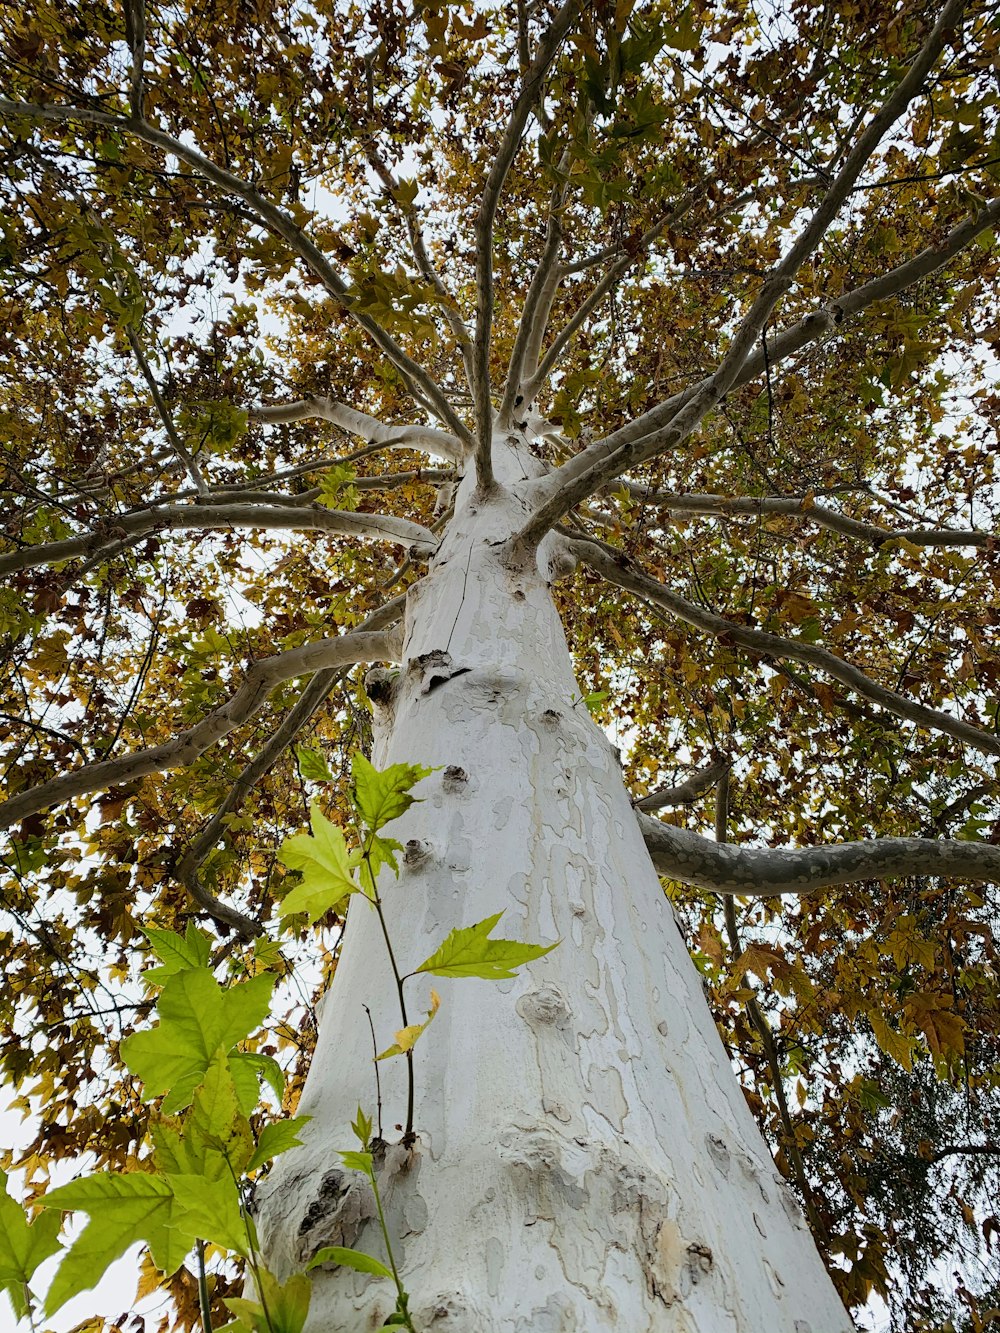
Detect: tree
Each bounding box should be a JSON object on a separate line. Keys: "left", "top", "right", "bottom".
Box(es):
{"left": 1, "top": 0, "right": 999, "bottom": 1327}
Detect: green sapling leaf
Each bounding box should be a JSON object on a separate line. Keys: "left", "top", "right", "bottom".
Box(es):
{"left": 350, "top": 753, "right": 433, "bottom": 833}
{"left": 352, "top": 1105, "right": 373, "bottom": 1149}
{"left": 277, "top": 803, "right": 358, "bottom": 922}
{"left": 339, "top": 1149, "right": 375, "bottom": 1178}
{"left": 307, "top": 1245, "right": 393, "bottom": 1279}
{"left": 140, "top": 921, "right": 212, "bottom": 985}
{"left": 246, "top": 1117, "right": 311, "bottom": 1173}
{"left": 414, "top": 912, "right": 558, "bottom": 981}
{"left": 41, "top": 1173, "right": 196, "bottom": 1313}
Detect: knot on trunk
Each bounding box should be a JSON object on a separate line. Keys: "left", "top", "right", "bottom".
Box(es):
{"left": 295, "top": 1166, "right": 376, "bottom": 1268}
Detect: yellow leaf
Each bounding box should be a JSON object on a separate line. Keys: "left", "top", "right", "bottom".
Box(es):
{"left": 376, "top": 990, "right": 440, "bottom": 1060}
{"left": 869, "top": 1012, "right": 913, "bottom": 1070}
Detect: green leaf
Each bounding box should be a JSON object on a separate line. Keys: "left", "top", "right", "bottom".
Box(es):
{"left": 316, "top": 462, "right": 359, "bottom": 512}
{"left": 351, "top": 752, "right": 432, "bottom": 833}
{"left": 358, "top": 832, "right": 405, "bottom": 898}
{"left": 121, "top": 969, "right": 275, "bottom": 1113}
{"left": 414, "top": 912, "right": 558, "bottom": 981}
{"left": 247, "top": 1118, "right": 310, "bottom": 1173}
{"left": 229, "top": 1051, "right": 285, "bottom": 1112}
{"left": 351, "top": 1106, "right": 373, "bottom": 1150}
{"left": 41, "top": 1173, "right": 195, "bottom": 1312}
{"left": 307, "top": 1245, "right": 393, "bottom": 1279}
{"left": 184, "top": 1050, "right": 255, "bottom": 1174}
{"left": 166, "top": 1172, "right": 249, "bottom": 1256}
{"left": 295, "top": 745, "right": 332, "bottom": 783}
{"left": 224, "top": 1268, "right": 311, "bottom": 1333}
{"left": 141, "top": 921, "right": 212, "bottom": 985}
{"left": 0, "top": 1170, "right": 63, "bottom": 1319}
{"left": 338, "top": 1150, "right": 374, "bottom": 1178}
{"left": 277, "top": 803, "right": 357, "bottom": 922}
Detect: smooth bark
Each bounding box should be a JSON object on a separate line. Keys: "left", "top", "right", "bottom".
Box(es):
{"left": 256, "top": 437, "right": 851, "bottom": 1332}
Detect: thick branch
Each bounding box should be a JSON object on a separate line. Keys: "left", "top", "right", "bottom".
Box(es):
{"left": 0, "top": 502, "right": 436, "bottom": 577}
{"left": 0, "top": 97, "right": 472, "bottom": 445}
{"left": 638, "top": 812, "right": 1000, "bottom": 895}
{"left": 0, "top": 630, "right": 399, "bottom": 830}
{"left": 498, "top": 173, "right": 567, "bottom": 426}
{"left": 634, "top": 759, "right": 731, "bottom": 812}
{"left": 471, "top": 0, "right": 579, "bottom": 488}
{"left": 364, "top": 143, "right": 475, "bottom": 387}
{"left": 123, "top": 0, "right": 146, "bottom": 122}
{"left": 250, "top": 395, "right": 463, "bottom": 463}
{"left": 520, "top": 173, "right": 764, "bottom": 404}
{"left": 630, "top": 491, "right": 995, "bottom": 549}
{"left": 175, "top": 592, "right": 405, "bottom": 938}
{"left": 570, "top": 537, "right": 1000, "bottom": 758}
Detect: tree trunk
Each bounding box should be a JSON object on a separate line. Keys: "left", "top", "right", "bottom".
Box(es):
{"left": 256, "top": 437, "right": 852, "bottom": 1332}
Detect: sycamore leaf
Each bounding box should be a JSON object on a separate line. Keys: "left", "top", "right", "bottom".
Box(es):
{"left": 224, "top": 1268, "right": 311, "bottom": 1333}
{"left": 229, "top": 1051, "right": 285, "bottom": 1114}
{"left": 185, "top": 1050, "right": 255, "bottom": 1174}
{"left": 295, "top": 745, "right": 332, "bottom": 783}
{"left": 121, "top": 969, "right": 275, "bottom": 1113}
{"left": 150, "top": 1116, "right": 228, "bottom": 1182}
{"left": 141, "top": 921, "right": 212, "bottom": 986}
{"left": 41, "top": 1174, "right": 196, "bottom": 1313}
{"left": 351, "top": 753, "right": 432, "bottom": 833}
{"left": 376, "top": 990, "right": 441, "bottom": 1060}
{"left": 339, "top": 1150, "right": 374, "bottom": 1178}
{"left": 414, "top": 913, "right": 558, "bottom": 980}
{"left": 0, "top": 1170, "right": 63, "bottom": 1319}
{"left": 358, "top": 832, "right": 405, "bottom": 898}
{"left": 351, "top": 1105, "right": 373, "bottom": 1149}
{"left": 166, "top": 1172, "right": 248, "bottom": 1257}
{"left": 247, "top": 1118, "right": 310, "bottom": 1173}
{"left": 277, "top": 804, "right": 357, "bottom": 921}
{"left": 869, "top": 1012, "right": 914, "bottom": 1071}
{"left": 307, "top": 1245, "right": 393, "bottom": 1279}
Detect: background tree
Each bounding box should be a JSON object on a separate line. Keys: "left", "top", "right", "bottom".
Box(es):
{"left": 1, "top": 0, "right": 999, "bottom": 1328}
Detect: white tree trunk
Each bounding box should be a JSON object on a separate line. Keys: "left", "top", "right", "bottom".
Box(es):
{"left": 256, "top": 438, "right": 852, "bottom": 1333}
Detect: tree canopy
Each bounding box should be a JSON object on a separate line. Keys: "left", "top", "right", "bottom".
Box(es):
{"left": 1, "top": 0, "right": 999, "bottom": 1327}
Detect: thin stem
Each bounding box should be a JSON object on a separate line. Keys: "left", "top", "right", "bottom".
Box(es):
{"left": 363, "top": 1003, "right": 385, "bottom": 1140}
{"left": 367, "top": 848, "right": 415, "bottom": 1143}
{"left": 196, "top": 1239, "right": 213, "bottom": 1333}
{"left": 232, "top": 1165, "right": 276, "bottom": 1333}
{"left": 369, "top": 1166, "right": 416, "bottom": 1333}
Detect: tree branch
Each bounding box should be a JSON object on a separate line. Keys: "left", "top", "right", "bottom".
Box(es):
{"left": 471, "top": 0, "right": 579, "bottom": 489}
{"left": 638, "top": 812, "right": 1000, "bottom": 895}
{"left": 124, "top": 324, "right": 209, "bottom": 496}
{"left": 363, "top": 142, "right": 476, "bottom": 387}
{"left": 498, "top": 169, "right": 569, "bottom": 426}
{"left": 174, "top": 592, "right": 406, "bottom": 939}
{"left": 634, "top": 758, "right": 731, "bottom": 812}
{"left": 569, "top": 536, "right": 1000, "bottom": 758}
{"left": 0, "top": 630, "right": 400, "bottom": 830}
{"left": 249, "top": 394, "right": 463, "bottom": 462}
{"left": 0, "top": 502, "right": 437, "bottom": 578}
{"left": 123, "top": 0, "right": 146, "bottom": 122}
{"left": 627, "top": 491, "right": 996, "bottom": 550}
